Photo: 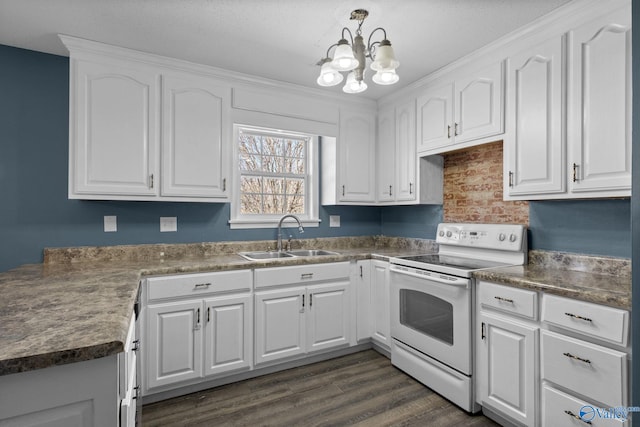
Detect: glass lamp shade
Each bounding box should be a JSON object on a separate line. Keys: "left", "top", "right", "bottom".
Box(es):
{"left": 316, "top": 61, "right": 343, "bottom": 87}
{"left": 372, "top": 69, "right": 399, "bottom": 85}
{"left": 343, "top": 71, "right": 368, "bottom": 94}
{"left": 370, "top": 42, "right": 399, "bottom": 71}
{"left": 332, "top": 40, "right": 359, "bottom": 71}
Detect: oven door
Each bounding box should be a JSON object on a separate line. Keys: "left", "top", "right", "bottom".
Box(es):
{"left": 390, "top": 265, "right": 472, "bottom": 375}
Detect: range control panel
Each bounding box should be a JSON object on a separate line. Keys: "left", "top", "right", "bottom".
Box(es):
{"left": 435, "top": 223, "right": 526, "bottom": 252}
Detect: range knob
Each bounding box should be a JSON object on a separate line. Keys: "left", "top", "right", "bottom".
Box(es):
{"left": 509, "top": 233, "right": 518, "bottom": 242}
{"left": 498, "top": 233, "right": 506, "bottom": 241}
{"left": 439, "top": 230, "right": 445, "bottom": 237}
{"left": 446, "top": 230, "right": 452, "bottom": 238}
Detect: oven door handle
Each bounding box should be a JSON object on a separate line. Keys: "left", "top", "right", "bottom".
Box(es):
{"left": 390, "top": 265, "right": 469, "bottom": 287}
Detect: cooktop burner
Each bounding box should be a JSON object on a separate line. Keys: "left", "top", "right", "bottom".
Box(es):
{"left": 395, "top": 254, "right": 513, "bottom": 272}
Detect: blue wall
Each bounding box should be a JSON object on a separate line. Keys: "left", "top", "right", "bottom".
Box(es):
{"left": 0, "top": 45, "right": 382, "bottom": 272}
{"left": 0, "top": 44, "right": 632, "bottom": 273}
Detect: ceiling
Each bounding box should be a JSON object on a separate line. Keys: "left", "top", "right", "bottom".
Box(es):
{"left": 0, "top": 0, "right": 573, "bottom": 99}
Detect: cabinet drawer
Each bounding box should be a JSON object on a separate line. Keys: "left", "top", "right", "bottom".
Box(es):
{"left": 255, "top": 262, "right": 350, "bottom": 288}
{"left": 541, "top": 330, "right": 627, "bottom": 407}
{"left": 146, "top": 270, "right": 252, "bottom": 301}
{"left": 542, "top": 384, "right": 627, "bottom": 427}
{"left": 478, "top": 280, "right": 538, "bottom": 320}
{"left": 542, "top": 294, "right": 629, "bottom": 346}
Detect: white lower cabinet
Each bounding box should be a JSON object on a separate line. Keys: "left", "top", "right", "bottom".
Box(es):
{"left": 254, "top": 262, "right": 351, "bottom": 365}
{"left": 476, "top": 311, "right": 539, "bottom": 427}
{"left": 355, "top": 260, "right": 372, "bottom": 342}
{"left": 370, "top": 260, "right": 390, "bottom": 349}
{"left": 143, "top": 270, "right": 253, "bottom": 394}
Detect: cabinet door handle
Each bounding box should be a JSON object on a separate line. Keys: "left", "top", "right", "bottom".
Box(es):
{"left": 309, "top": 294, "right": 313, "bottom": 307}
{"left": 195, "top": 308, "right": 201, "bottom": 329}
{"left": 572, "top": 163, "right": 579, "bottom": 182}
{"left": 494, "top": 296, "right": 514, "bottom": 303}
{"left": 132, "top": 339, "right": 140, "bottom": 352}
{"left": 360, "top": 265, "right": 363, "bottom": 278}
{"left": 447, "top": 125, "right": 451, "bottom": 138}
{"left": 565, "top": 312, "right": 592, "bottom": 322}
{"left": 481, "top": 322, "right": 486, "bottom": 340}
{"left": 389, "top": 185, "right": 392, "bottom": 196}
{"left": 223, "top": 178, "right": 227, "bottom": 192}
{"left": 508, "top": 171, "right": 514, "bottom": 187}
{"left": 149, "top": 174, "right": 154, "bottom": 189}
{"left": 409, "top": 183, "right": 413, "bottom": 195}
{"left": 454, "top": 123, "right": 459, "bottom": 136}
{"left": 133, "top": 386, "right": 141, "bottom": 400}
{"left": 564, "top": 410, "right": 592, "bottom": 425}
{"left": 342, "top": 185, "right": 345, "bottom": 196}
{"left": 194, "top": 283, "right": 211, "bottom": 289}
{"left": 207, "top": 307, "right": 211, "bottom": 323}
{"left": 302, "top": 294, "right": 305, "bottom": 308}
{"left": 563, "top": 352, "right": 591, "bottom": 364}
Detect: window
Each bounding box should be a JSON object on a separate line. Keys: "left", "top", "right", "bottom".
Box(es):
{"left": 229, "top": 125, "right": 319, "bottom": 229}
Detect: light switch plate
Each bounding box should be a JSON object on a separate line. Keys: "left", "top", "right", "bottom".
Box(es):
{"left": 329, "top": 215, "right": 340, "bottom": 227}
{"left": 104, "top": 216, "right": 117, "bottom": 232}
{"left": 160, "top": 217, "right": 177, "bottom": 232}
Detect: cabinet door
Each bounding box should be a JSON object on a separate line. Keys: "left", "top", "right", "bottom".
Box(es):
{"left": 417, "top": 84, "right": 453, "bottom": 152}
{"left": 72, "top": 60, "right": 158, "bottom": 196}
{"left": 371, "top": 260, "right": 390, "bottom": 348}
{"left": 395, "top": 100, "right": 417, "bottom": 201}
{"left": 477, "top": 311, "right": 538, "bottom": 427}
{"left": 147, "top": 300, "right": 202, "bottom": 390}
{"left": 507, "top": 37, "right": 565, "bottom": 196}
{"left": 568, "top": 5, "right": 631, "bottom": 194}
{"left": 307, "top": 281, "right": 350, "bottom": 352}
{"left": 161, "top": 74, "right": 230, "bottom": 199}
{"left": 203, "top": 294, "right": 252, "bottom": 377}
{"left": 355, "top": 260, "right": 372, "bottom": 342}
{"left": 339, "top": 108, "right": 376, "bottom": 202}
{"left": 376, "top": 106, "right": 396, "bottom": 202}
{"left": 454, "top": 61, "right": 504, "bottom": 144}
{"left": 255, "top": 287, "right": 306, "bottom": 364}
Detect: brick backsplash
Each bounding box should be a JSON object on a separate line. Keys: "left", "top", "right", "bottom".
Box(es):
{"left": 442, "top": 141, "right": 529, "bottom": 225}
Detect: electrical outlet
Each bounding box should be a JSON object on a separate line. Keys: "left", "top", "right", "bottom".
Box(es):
{"left": 160, "top": 217, "right": 177, "bottom": 232}
{"left": 329, "top": 215, "right": 341, "bottom": 227}
{"left": 104, "top": 216, "right": 117, "bottom": 232}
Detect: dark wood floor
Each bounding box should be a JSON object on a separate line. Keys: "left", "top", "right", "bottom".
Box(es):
{"left": 142, "top": 350, "right": 500, "bottom": 426}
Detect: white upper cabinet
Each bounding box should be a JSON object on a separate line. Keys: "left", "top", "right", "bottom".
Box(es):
{"left": 417, "top": 61, "right": 504, "bottom": 156}
{"left": 161, "top": 73, "right": 230, "bottom": 198}
{"left": 337, "top": 108, "right": 377, "bottom": 203}
{"left": 395, "top": 100, "right": 418, "bottom": 202}
{"left": 62, "top": 36, "right": 231, "bottom": 202}
{"left": 376, "top": 106, "right": 396, "bottom": 203}
{"left": 506, "top": 36, "right": 565, "bottom": 197}
{"left": 71, "top": 59, "right": 159, "bottom": 197}
{"left": 568, "top": 4, "right": 631, "bottom": 195}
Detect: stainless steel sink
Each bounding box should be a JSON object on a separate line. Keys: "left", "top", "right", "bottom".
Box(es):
{"left": 238, "top": 251, "right": 295, "bottom": 261}
{"left": 238, "top": 249, "right": 339, "bottom": 261}
{"left": 286, "top": 249, "right": 339, "bottom": 257}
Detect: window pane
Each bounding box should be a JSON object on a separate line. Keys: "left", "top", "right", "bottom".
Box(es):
{"left": 263, "top": 194, "right": 284, "bottom": 214}
{"left": 261, "top": 137, "right": 282, "bottom": 156}
{"left": 240, "top": 176, "right": 262, "bottom": 193}
{"left": 286, "top": 195, "right": 305, "bottom": 214}
{"left": 285, "top": 157, "right": 305, "bottom": 174}
{"left": 262, "top": 156, "right": 283, "bottom": 173}
{"left": 264, "top": 178, "right": 284, "bottom": 194}
{"left": 239, "top": 153, "right": 261, "bottom": 171}
{"left": 240, "top": 193, "right": 263, "bottom": 214}
{"left": 285, "top": 178, "right": 304, "bottom": 195}
{"left": 239, "top": 134, "right": 262, "bottom": 154}
{"left": 285, "top": 139, "right": 305, "bottom": 158}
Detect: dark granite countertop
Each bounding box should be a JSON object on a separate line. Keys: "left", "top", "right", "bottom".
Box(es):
{"left": 0, "top": 237, "right": 431, "bottom": 377}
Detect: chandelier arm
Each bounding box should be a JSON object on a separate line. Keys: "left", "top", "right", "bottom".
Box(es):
{"left": 341, "top": 27, "right": 355, "bottom": 45}
{"left": 324, "top": 43, "right": 339, "bottom": 59}
{"left": 367, "top": 27, "right": 388, "bottom": 53}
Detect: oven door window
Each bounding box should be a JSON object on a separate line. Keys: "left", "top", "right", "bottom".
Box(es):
{"left": 399, "top": 289, "right": 453, "bottom": 345}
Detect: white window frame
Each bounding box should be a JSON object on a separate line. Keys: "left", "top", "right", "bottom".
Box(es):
{"left": 229, "top": 124, "right": 320, "bottom": 229}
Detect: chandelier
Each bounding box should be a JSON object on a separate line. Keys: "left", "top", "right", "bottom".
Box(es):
{"left": 316, "top": 9, "right": 399, "bottom": 94}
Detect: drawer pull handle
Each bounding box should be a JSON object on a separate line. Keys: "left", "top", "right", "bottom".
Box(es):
{"left": 194, "top": 283, "right": 211, "bottom": 289}
{"left": 563, "top": 352, "right": 591, "bottom": 364}
{"left": 494, "top": 296, "right": 514, "bottom": 303}
{"left": 564, "top": 410, "right": 592, "bottom": 425}
{"left": 301, "top": 273, "right": 314, "bottom": 279}
{"left": 565, "top": 312, "right": 592, "bottom": 322}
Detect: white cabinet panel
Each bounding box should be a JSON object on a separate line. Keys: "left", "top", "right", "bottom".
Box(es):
{"left": 254, "top": 287, "right": 306, "bottom": 364}
{"left": 338, "top": 109, "right": 376, "bottom": 202}
{"left": 371, "top": 260, "right": 390, "bottom": 349}
{"left": 568, "top": 5, "right": 631, "bottom": 194}
{"left": 204, "top": 294, "right": 252, "bottom": 376}
{"left": 376, "top": 106, "right": 396, "bottom": 202}
{"left": 355, "top": 260, "right": 372, "bottom": 342}
{"left": 71, "top": 60, "right": 158, "bottom": 196}
{"left": 307, "top": 282, "right": 350, "bottom": 352}
{"left": 417, "top": 84, "right": 453, "bottom": 152}
{"left": 395, "top": 100, "right": 417, "bottom": 202}
{"left": 161, "top": 74, "right": 230, "bottom": 198}
{"left": 507, "top": 36, "right": 565, "bottom": 196}
{"left": 147, "top": 301, "right": 202, "bottom": 389}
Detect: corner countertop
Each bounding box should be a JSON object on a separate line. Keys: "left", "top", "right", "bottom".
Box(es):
{"left": 0, "top": 244, "right": 418, "bottom": 377}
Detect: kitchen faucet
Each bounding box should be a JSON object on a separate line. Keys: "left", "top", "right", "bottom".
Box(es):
{"left": 277, "top": 214, "right": 304, "bottom": 252}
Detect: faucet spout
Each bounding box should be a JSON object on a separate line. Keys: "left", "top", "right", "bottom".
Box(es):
{"left": 277, "top": 214, "right": 304, "bottom": 252}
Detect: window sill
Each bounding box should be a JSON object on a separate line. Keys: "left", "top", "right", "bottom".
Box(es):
{"left": 228, "top": 218, "right": 321, "bottom": 230}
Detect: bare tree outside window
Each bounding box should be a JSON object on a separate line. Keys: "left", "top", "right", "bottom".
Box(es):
{"left": 238, "top": 128, "right": 308, "bottom": 215}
